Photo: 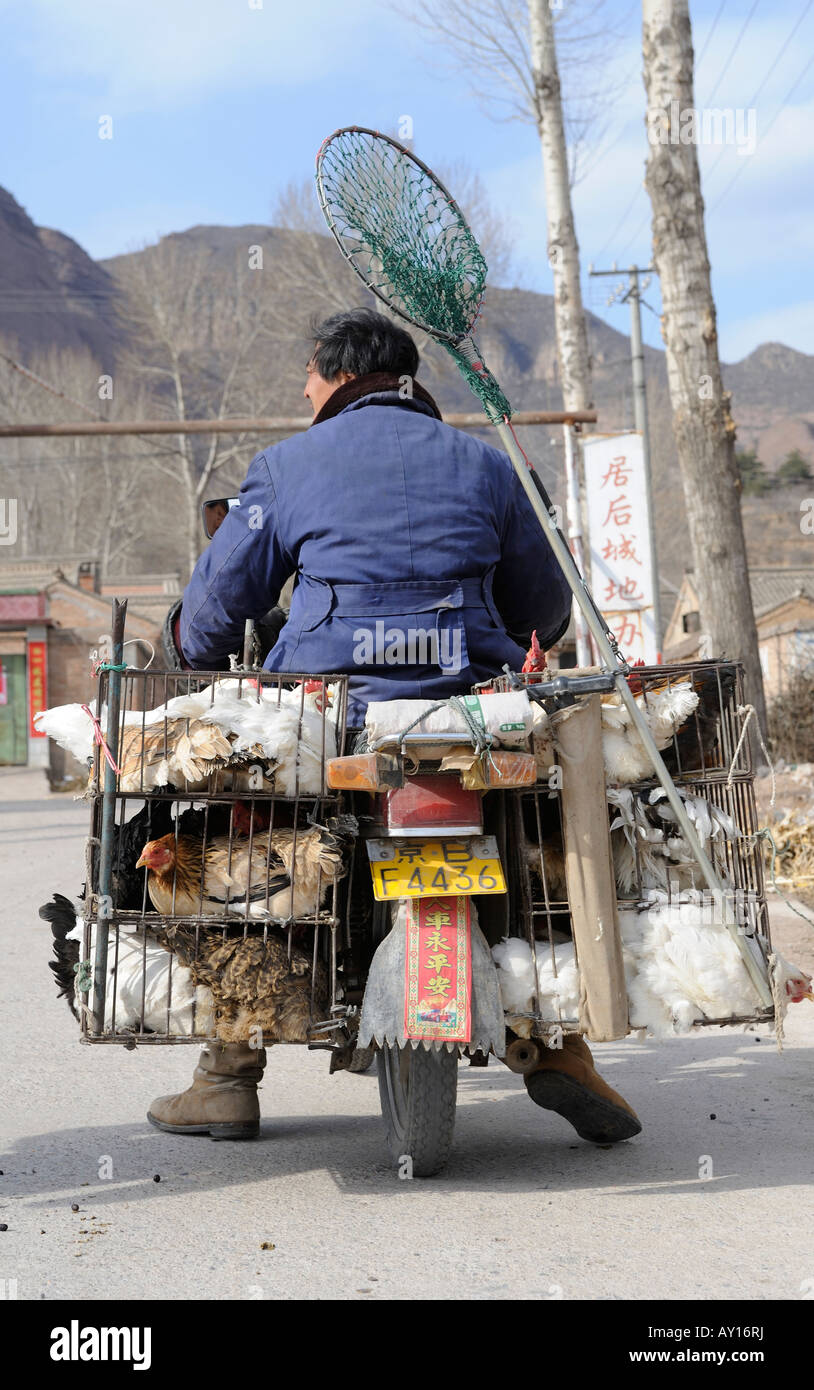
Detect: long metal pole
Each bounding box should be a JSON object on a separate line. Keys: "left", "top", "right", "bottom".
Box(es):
{"left": 628, "top": 269, "right": 662, "bottom": 654}
{"left": 562, "top": 423, "right": 593, "bottom": 666}
{"left": 493, "top": 418, "right": 772, "bottom": 1006}
{"left": 92, "top": 599, "right": 127, "bottom": 1034}
{"left": 0, "top": 410, "right": 598, "bottom": 439}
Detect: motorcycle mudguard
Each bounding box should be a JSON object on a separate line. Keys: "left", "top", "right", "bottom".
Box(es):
{"left": 358, "top": 897, "right": 505, "bottom": 1056}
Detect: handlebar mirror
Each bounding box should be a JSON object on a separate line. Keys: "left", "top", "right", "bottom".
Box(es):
{"left": 201, "top": 497, "right": 239, "bottom": 540}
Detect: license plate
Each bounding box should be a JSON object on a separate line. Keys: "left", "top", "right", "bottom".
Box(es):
{"left": 366, "top": 836, "right": 506, "bottom": 900}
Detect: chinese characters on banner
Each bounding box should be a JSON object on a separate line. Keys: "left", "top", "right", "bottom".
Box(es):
{"left": 583, "top": 433, "right": 658, "bottom": 664}
{"left": 27, "top": 640, "right": 48, "bottom": 736}
{"left": 404, "top": 896, "right": 472, "bottom": 1042}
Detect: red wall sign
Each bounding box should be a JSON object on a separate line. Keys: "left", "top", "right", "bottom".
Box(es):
{"left": 28, "top": 641, "right": 48, "bottom": 736}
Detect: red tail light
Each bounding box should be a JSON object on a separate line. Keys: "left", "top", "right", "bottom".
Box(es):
{"left": 383, "top": 775, "right": 483, "bottom": 833}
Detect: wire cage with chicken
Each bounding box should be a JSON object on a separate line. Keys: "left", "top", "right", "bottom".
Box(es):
{"left": 480, "top": 661, "right": 786, "bottom": 1041}
{"left": 77, "top": 661, "right": 368, "bottom": 1052}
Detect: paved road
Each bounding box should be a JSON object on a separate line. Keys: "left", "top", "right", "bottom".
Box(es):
{"left": 2, "top": 766, "right": 813, "bottom": 1301}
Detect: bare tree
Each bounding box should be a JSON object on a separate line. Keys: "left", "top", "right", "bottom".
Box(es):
{"left": 411, "top": 0, "right": 617, "bottom": 413}
{"left": 413, "top": 0, "right": 629, "bottom": 185}
{"left": 527, "top": 0, "right": 592, "bottom": 412}
{"left": 0, "top": 344, "right": 186, "bottom": 571}
{"left": 642, "top": 0, "right": 766, "bottom": 730}
{"left": 111, "top": 237, "right": 284, "bottom": 574}
{"left": 271, "top": 165, "right": 519, "bottom": 407}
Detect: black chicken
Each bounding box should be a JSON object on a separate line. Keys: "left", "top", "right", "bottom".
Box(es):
{"left": 658, "top": 662, "right": 739, "bottom": 777}
{"left": 38, "top": 795, "right": 225, "bottom": 1016}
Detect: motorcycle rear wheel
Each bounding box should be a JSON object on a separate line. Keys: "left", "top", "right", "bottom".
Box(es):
{"left": 377, "top": 1043, "right": 458, "bottom": 1178}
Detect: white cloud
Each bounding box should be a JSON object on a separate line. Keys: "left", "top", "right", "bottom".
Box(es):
{"left": 3, "top": 0, "right": 388, "bottom": 112}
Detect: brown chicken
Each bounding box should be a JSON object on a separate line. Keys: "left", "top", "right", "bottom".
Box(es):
{"left": 164, "top": 925, "right": 328, "bottom": 1044}
{"left": 136, "top": 820, "right": 354, "bottom": 920}
{"left": 110, "top": 719, "right": 257, "bottom": 793}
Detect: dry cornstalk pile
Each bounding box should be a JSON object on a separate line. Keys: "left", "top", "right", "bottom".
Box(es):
{"left": 767, "top": 811, "right": 814, "bottom": 886}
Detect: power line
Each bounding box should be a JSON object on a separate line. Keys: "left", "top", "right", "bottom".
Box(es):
{"left": 589, "top": 0, "right": 733, "bottom": 265}
{"left": 591, "top": 184, "right": 646, "bottom": 266}
{"left": 575, "top": 61, "right": 643, "bottom": 184}
{"left": 696, "top": 0, "right": 728, "bottom": 69}
{"left": 709, "top": 49, "right": 814, "bottom": 209}
{"left": 618, "top": 0, "right": 813, "bottom": 245}
{"left": 702, "top": 0, "right": 761, "bottom": 107}
{"left": 0, "top": 349, "right": 101, "bottom": 419}
{"left": 703, "top": 0, "right": 814, "bottom": 185}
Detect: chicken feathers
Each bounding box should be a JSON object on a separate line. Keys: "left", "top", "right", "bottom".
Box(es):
{"left": 137, "top": 822, "right": 352, "bottom": 920}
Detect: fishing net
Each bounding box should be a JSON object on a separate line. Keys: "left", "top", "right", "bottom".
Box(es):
{"left": 316, "top": 126, "right": 512, "bottom": 421}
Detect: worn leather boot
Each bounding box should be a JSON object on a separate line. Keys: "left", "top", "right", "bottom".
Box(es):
{"left": 524, "top": 1034, "right": 641, "bottom": 1143}
{"left": 147, "top": 1042, "right": 267, "bottom": 1140}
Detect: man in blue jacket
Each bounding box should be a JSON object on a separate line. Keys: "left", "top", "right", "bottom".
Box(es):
{"left": 180, "top": 309, "right": 572, "bottom": 722}
{"left": 148, "top": 308, "right": 641, "bottom": 1147}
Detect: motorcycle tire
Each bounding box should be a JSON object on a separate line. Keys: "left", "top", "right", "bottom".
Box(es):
{"left": 376, "top": 1043, "right": 458, "bottom": 1178}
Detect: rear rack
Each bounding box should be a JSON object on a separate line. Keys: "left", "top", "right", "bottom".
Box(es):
{"left": 79, "top": 605, "right": 359, "bottom": 1046}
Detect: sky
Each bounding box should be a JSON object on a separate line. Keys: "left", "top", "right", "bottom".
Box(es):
{"left": 0, "top": 0, "right": 812, "bottom": 362}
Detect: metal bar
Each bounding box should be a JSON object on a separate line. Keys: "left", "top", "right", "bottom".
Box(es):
{"left": 493, "top": 418, "right": 773, "bottom": 1007}
{"left": 563, "top": 423, "right": 593, "bottom": 666}
{"left": 0, "top": 409, "right": 598, "bottom": 439}
{"left": 627, "top": 271, "right": 662, "bottom": 652}
{"left": 92, "top": 598, "right": 127, "bottom": 1035}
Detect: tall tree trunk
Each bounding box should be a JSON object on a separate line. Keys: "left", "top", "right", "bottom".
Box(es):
{"left": 528, "top": 0, "right": 593, "bottom": 412}
{"left": 642, "top": 0, "right": 766, "bottom": 732}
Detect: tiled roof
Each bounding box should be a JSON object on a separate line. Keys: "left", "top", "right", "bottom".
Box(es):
{"left": 748, "top": 569, "right": 814, "bottom": 617}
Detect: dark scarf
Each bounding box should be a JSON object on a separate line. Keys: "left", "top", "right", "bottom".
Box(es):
{"left": 311, "top": 371, "right": 442, "bottom": 426}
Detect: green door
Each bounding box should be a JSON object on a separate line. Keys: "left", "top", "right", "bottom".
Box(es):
{"left": 0, "top": 654, "right": 28, "bottom": 764}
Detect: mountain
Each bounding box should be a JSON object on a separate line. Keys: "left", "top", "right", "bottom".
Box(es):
{"left": 0, "top": 188, "right": 121, "bottom": 364}
{"left": 0, "top": 191, "right": 812, "bottom": 587}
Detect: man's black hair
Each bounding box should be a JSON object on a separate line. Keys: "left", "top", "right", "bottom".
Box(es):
{"left": 311, "top": 307, "right": 419, "bottom": 381}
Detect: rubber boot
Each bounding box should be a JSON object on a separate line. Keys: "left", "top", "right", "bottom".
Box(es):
{"left": 524, "top": 1034, "right": 641, "bottom": 1143}
{"left": 147, "top": 1042, "right": 266, "bottom": 1140}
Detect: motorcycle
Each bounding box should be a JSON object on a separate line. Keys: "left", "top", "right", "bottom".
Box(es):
{"left": 325, "top": 731, "right": 540, "bottom": 1177}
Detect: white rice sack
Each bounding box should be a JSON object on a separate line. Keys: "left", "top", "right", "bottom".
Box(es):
{"left": 365, "top": 692, "right": 533, "bottom": 748}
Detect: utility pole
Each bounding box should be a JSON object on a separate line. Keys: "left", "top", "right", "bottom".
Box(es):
{"left": 563, "top": 423, "right": 594, "bottom": 667}
{"left": 589, "top": 262, "right": 662, "bottom": 653}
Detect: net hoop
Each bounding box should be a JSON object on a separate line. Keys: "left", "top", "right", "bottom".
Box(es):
{"left": 315, "top": 125, "right": 487, "bottom": 345}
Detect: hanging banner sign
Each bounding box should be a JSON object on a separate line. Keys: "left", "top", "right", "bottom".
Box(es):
{"left": 583, "top": 432, "right": 658, "bottom": 664}
{"left": 27, "top": 640, "right": 48, "bottom": 736}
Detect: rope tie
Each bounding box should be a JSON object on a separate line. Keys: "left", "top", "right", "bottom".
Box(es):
{"left": 74, "top": 959, "right": 93, "bottom": 993}
{"left": 754, "top": 825, "right": 814, "bottom": 929}
{"left": 727, "top": 704, "right": 776, "bottom": 809}
{"left": 80, "top": 704, "right": 121, "bottom": 775}
{"left": 373, "top": 695, "right": 499, "bottom": 767}
{"left": 92, "top": 659, "right": 128, "bottom": 676}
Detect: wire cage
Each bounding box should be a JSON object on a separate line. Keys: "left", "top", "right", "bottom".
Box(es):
{"left": 481, "top": 659, "right": 754, "bottom": 782}
{"left": 78, "top": 665, "right": 367, "bottom": 1049}
{"left": 477, "top": 661, "right": 774, "bottom": 1038}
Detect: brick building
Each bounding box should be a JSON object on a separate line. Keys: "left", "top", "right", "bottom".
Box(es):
{"left": 0, "top": 557, "right": 179, "bottom": 779}
{"left": 663, "top": 568, "right": 814, "bottom": 699}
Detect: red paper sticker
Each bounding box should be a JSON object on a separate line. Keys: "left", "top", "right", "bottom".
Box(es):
{"left": 404, "top": 895, "right": 472, "bottom": 1043}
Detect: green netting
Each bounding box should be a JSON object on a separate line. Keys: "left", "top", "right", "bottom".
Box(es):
{"left": 316, "top": 128, "right": 513, "bottom": 422}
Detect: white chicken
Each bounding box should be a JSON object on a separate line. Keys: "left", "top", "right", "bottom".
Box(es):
{"left": 608, "top": 784, "right": 739, "bottom": 895}
{"left": 35, "top": 679, "right": 338, "bottom": 796}
{"left": 600, "top": 681, "right": 699, "bottom": 785}
{"left": 492, "top": 935, "right": 581, "bottom": 1033}
{"left": 69, "top": 920, "right": 215, "bottom": 1036}
{"left": 492, "top": 895, "right": 813, "bottom": 1038}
